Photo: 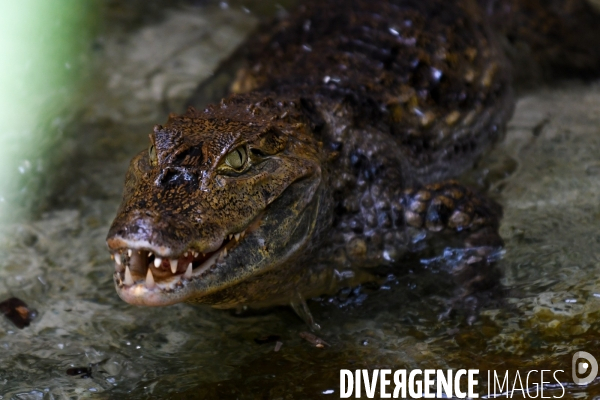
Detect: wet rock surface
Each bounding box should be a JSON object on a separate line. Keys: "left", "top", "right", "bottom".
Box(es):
{"left": 0, "top": 1, "right": 600, "bottom": 398}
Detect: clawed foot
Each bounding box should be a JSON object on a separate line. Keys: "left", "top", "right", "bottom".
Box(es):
{"left": 290, "top": 290, "right": 321, "bottom": 331}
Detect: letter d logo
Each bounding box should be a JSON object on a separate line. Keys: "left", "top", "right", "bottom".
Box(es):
{"left": 572, "top": 351, "right": 598, "bottom": 385}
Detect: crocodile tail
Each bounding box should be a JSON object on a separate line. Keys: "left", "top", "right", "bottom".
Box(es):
{"left": 481, "top": 0, "right": 600, "bottom": 82}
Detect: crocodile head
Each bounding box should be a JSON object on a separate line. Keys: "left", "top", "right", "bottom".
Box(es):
{"left": 106, "top": 97, "right": 324, "bottom": 307}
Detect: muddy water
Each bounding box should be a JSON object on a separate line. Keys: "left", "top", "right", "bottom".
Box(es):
{"left": 1, "top": 1, "right": 600, "bottom": 399}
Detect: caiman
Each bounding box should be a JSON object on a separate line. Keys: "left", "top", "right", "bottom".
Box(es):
{"left": 106, "top": 0, "right": 600, "bottom": 324}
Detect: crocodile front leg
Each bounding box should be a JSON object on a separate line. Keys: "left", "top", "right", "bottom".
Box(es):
{"left": 301, "top": 179, "right": 504, "bottom": 326}
{"left": 402, "top": 180, "right": 503, "bottom": 247}
{"left": 402, "top": 180, "right": 504, "bottom": 321}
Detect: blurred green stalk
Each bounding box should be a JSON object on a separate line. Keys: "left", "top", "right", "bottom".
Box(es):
{"left": 0, "top": 1, "right": 99, "bottom": 222}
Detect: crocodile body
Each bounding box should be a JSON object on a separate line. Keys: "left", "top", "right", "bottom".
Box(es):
{"left": 106, "top": 0, "right": 600, "bottom": 312}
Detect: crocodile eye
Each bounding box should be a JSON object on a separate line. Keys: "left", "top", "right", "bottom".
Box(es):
{"left": 225, "top": 146, "right": 247, "bottom": 170}
{"left": 149, "top": 144, "right": 157, "bottom": 166}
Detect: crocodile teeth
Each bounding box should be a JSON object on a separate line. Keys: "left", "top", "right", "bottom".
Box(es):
{"left": 184, "top": 251, "right": 188, "bottom": 257}
{"left": 154, "top": 257, "right": 162, "bottom": 268}
{"left": 148, "top": 252, "right": 153, "bottom": 257}
{"left": 127, "top": 249, "right": 132, "bottom": 257}
{"left": 193, "top": 251, "right": 199, "bottom": 257}
{"left": 115, "top": 253, "right": 122, "bottom": 265}
{"left": 218, "top": 248, "right": 227, "bottom": 263}
{"left": 184, "top": 263, "right": 192, "bottom": 279}
{"left": 114, "top": 261, "right": 124, "bottom": 273}
{"left": 234, "top": 233, "right": 241, "bottom": 241}
{"left": 240, "top": 230, "right": 246, "bottom": 238}
{"left": 146, "top": 268, "right": 155, "bottom": 288}
{"left": 228, "top": 234, "right": 233, "bottom": 240}
{"left": 124, "top": 266, "right": 134, "bottom": 286}
{"left": 170, "top": 259, "right": 178, "bottom": 274}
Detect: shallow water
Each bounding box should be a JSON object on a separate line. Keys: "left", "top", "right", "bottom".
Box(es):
{"left": 1, "top": 1, "right": 600, "bottom": 399}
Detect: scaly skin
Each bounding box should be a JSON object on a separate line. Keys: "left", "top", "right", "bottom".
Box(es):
{"left": 106, "top": 0, "right": 600, "bottom": 312}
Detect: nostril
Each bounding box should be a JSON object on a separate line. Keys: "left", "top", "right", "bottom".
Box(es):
{"left": 113, "top": 217, "right": 148, "bottom": 239}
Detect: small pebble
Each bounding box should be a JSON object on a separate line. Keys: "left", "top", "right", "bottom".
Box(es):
{"left": 66, "top": 366, "right": 93, "bottom": 379}
{"left": 0, "top": 297, "right": 37, "bottom": 329}
{"left": 274, "top": 341, "right": 283, "bottom": 352}
{"left": 299, "top": 331, "right": 330, "bottom": 347}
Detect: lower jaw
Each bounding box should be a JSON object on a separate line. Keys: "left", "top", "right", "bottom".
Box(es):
{"left": 114, "top": 273, "right": 192, "bottom": 306}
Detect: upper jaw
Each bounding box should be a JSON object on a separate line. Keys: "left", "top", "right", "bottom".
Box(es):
{"left": 106, "top": 235, "right": 223, "bottom": 259}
